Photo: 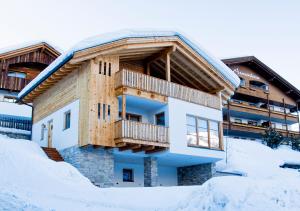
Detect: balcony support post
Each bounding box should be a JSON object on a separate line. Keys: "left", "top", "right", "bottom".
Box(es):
{"left": 296, "top": 103, "right": 300, "bottom": 134}
{"left": 122, "top": 94, "right": 126, "bottom": 120}
{"left": 283, "top": 98, "right": 288, "bottom": 136}
{"left": 165, "top": 53, "right": 171, "bottom": 82}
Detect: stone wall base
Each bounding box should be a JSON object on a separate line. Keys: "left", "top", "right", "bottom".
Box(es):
{"left": 177, "top": 163, "right": 215, "bottom": 186}
{"left": 60, "top": 145, "right": 114, "bottom": 188}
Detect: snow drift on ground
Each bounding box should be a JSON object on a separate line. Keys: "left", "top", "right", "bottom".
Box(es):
{"left": 0, "top": 135, "right": 300, "bottom": 211}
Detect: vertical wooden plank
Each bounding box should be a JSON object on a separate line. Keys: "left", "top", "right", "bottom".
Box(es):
{"left": 219, "top": 122, "right": 224, "bottom": 150}
{"left": 165, "top": 53, "right": 171, "bottom": 82}
{"left": 122, "top": 94, "right": 126, "bottom": 120}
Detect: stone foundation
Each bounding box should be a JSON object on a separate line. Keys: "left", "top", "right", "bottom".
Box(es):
{"left": 60, "top": 145, "right": 114, "bottom": 187}
{"left": 144, "top": 157, "right": 158, "bottom": 187}
{"left": 177, "top": 163, "right": 215, "bottom": 186}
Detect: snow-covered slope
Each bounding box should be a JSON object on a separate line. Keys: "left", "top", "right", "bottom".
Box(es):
{"left": 0, "top": 135, "right": 300, "bottom": 210}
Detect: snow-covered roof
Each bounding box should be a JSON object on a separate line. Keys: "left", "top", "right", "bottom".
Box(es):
{"left": 0, "top": 40, "right": 62, "bottom": 57}
{"left": 18, "top": 29, "right": 240, "bottom": 100}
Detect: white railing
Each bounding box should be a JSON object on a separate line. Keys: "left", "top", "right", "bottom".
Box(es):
{"left": 115, "top": 69, "right": 221, "bottom": 109}
{"left": 115, "top": 120, "right": 169, "bottom": 144}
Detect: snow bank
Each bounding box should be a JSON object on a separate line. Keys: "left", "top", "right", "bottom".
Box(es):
{"left": 1, "top": 135, "right": 300, "bottom": 210}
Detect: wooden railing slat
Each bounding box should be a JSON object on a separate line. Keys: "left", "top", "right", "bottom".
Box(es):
{"left": 115, "top": 69, "right": 220, "bottom": 109}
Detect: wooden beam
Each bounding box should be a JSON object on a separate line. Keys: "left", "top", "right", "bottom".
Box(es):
{"left": 145, "top": 147, "right": 166, "bottom": 154}
{"left": 122, "top": 94, "right": 126, "bottom": 120}
{"left": 133, "top": 145, "right": 155, "bottom": 153}
{"left": 145, "top": 46, "right": 176, "bottom": 65}
{"left": 119, "top": 144, "right": 142, "bottom": 151}
{"left": 165, "top": 52, "right": 171, "bottom": 81}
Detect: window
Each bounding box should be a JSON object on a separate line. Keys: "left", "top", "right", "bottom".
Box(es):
{"left": 103, "top": 104, "right": 106, "bottom": 120}
{"left": 155, "top": 112, "right": 165, "bottom": 126}
{"left": 123, "top": 169, "right": 134, "bottom": 182}
{"left": 99, "top": 61, "right": 102, "bottom": 74}
{"left": 269, "top": 105, "right": 275, "bottom": 111}
{"left": 239, "top": 77, "right": 246, "bottom": 86}
{"left": 247, "top": 120, "right": 258, "bottom": 126}
{"left": 108, "top": 63, "right": 111, "bottom": 76}
{"left": 41, "top": 124, "right": 46, "bottom": 140}
{"left": 186, "top": 115, "right": 220, "bottom": 149}
{"left": 119, "top": 112, "right": 142, "bottom": 122}
{"left": 234, "top": 118, "right": 242, "bottom": 124}
{"left": 64, "top": 111, "right": 71, "bottom": 130}
{"left": 7, "top": 71, "right": 26, "bottom": 79}
{"left": 98, "top": 103, "right": 101, "bottom": 119}
{"left": 103, "top": 62, "right": 107, "bottom": 75}
{"left": 107, "top": 105, "right": 111, "bottom": 121}
{"left": 3, "top": 96, "right": 16, "bottom": 103}
{"left": 210, "top": 121, "right": 220, "bottom": 148}
{"left": 282, "top": 124, "right": 288, "bottom": 130}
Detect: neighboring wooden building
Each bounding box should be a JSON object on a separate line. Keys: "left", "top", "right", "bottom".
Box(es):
{"left": 222, "top": 56, "right": 300, "bottom": 140}
{"left": 0, "top": 42, "right": 60, "bottom": 138}
{"left": 17, "top": 30, "right": 240, "bottom": 187}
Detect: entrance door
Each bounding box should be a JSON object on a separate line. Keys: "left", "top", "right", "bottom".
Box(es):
{"left": 47, "top": 120, "right": 53, "bottom": 148}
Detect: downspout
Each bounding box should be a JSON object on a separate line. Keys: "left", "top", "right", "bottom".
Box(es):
{"left": 18, "top": 99, "right": 34, "bottom": 141}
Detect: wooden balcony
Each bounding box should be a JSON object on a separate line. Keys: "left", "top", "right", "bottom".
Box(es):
{"left": 114, "top": 120, "right": 169, "bottom": 153}
{"left": 223, "top": 121, "right": 300, "bottom": 137}
{"left": 115, "top": 69, "right": 221, "bottom": 110}
{"left": 0, "top": 72, "right": 29, "bottom": 91}
{"left": 227, "top": 101, "right": 299, "bottom": 122}
{"left": 236, "top": 85, "right": 269, "bottom": 99}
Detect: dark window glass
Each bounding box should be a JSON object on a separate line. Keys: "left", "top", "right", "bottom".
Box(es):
{"left": 155, "top": 112, "right": 165, "bottom": 126}
{"left": 104, "top": 62, "right": 106, "bottom": 75}
{"left": 64, "top": 111, "right": 71, "bottom": 130}
{"left": 103, "top": 104, "right": 106, "bottom": 120}
{"left": 108, "top": 63, "right": 111, "bottom": 76}
{"left": 99, "top": 61, "right": 102, "bottom": 74}
{"left": 123, "top": 169, "right": 134, "bottom": 182}
{"left": 98, "top": 103, "right": 101, "bottom": 119}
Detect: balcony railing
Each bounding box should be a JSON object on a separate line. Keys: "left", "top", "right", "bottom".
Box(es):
{"left": 223, "top": 121, "right": 300, "bottom": 136}
{"left": 114, "top": 120, "right": 169, "bottom": 147}
{"left": 0, "top": 73, "right": 29, "bottom": 91}
{"left": 115, "top": 69, "right": 221, "bottom": 110}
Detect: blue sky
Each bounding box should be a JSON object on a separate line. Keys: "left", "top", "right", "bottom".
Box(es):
{"left": 1, "top": 0, "right": 299, "bottom": 88}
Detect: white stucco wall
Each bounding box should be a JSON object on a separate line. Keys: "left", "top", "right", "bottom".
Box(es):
{"left": 168, "top": 97, "right": 224, "bottom": 159}
{"left": 114, "top": 160, "right": 177, "bottom": 187}
{"left": 32, "top": 100, "right": 79, "bottom": 150}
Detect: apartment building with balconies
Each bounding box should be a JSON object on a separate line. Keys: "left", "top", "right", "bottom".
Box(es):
{"left": 17, "top": 30, "right": 240, "bottom": 187}
{"left": 222, "top": 56, "right": 300, "bottom": 140}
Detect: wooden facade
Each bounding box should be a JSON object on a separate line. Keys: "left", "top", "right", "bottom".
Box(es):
{"left": 222, "top": 56, "right": 300, "bottom": 139}
{"left": 21, "top": 35, "right": 237, "bottom": 152}
{"left": 0, "top": 42, "right": 60, "bottom": 93}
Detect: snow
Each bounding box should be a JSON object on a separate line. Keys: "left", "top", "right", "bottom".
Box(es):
{"left": 0, "top": 101, "right": 32, "bottom": 118}
{"left": 18, "top": 29, "right": 240, "bottom": 100}
{"left": 1, "top": 135, "right": 300, "bottom": 210}
{"left": 0, "top": 126, "right": 31, "bottom": 135}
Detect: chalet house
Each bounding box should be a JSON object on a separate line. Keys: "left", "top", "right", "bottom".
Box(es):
{"left": 222, "top": 56, "right": 300, "bottom": 140}
{"left": 17, "top": 30, "right": 240, "bottom": 187}
{"left": 0, "top": 42, "right": 60, "bottom": 138}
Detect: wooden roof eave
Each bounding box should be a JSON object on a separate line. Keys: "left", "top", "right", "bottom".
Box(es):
{"left": 0, "top": 43, "right": 60, "bottom": 60}
{"left": 22, "top": 62, "right": 82, "bottom": 103}
{"left": 70, "top": 38, "right": 177, "bottom": 65}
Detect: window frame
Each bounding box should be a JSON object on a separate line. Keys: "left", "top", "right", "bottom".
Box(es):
{"left": 63, "top": 110, "right": 71, "bottom": 130}
{"left": 186, "top": 115, "right": 221, "bottom": 150}
{"left": 155, "top": 112, "right": 165, "bottom": 126}
{"left": 122, "top": 168, "right": 134, "bottom": 182}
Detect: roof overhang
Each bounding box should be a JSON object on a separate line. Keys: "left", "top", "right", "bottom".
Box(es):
{"left": 17, "top": 30, "right": 240, "bottom": 102}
